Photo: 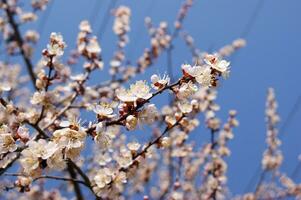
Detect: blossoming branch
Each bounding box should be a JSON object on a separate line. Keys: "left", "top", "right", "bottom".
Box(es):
{"left": 0, "top": 1, "right": 299, "bottom": 200}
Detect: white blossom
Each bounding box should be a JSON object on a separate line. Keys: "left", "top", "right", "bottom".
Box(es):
{"left": 86, "top": 37, "right": 101, "bottom": 55}
{"left": 0, "top": 133, "right": 17, "bottom": 154}
{"left": 204, "top": 54, "right": 230, "bottom": 75}
{"left": 79, "top": 20, "right": 92, "bottom": 33}
{"left": 115, "top": 147, "right": 132, "bottom": 168}
{"left": 125, "top": 115, "right": 138, "bottom": 130}
{"left": 47, "top": 32, "right": 66, "bottom": 57}
{"left": 20, "top": 149, "right": 40, "bottom": 174}
{"left": 93, "top": 103, "right": 116, "bottom": 119}
{"left": 138, "top": 104, "right": 158, "bottom": 124}
{"left": 178, "top": 100, "right": 193, "bottom": 114}
{"left": 129, "top": 80, "right": 152, "bottom": 100}
{"left": 150, "top": 73, "right": 170, "bottom": 90}
{"left": 94, "top": 168, "right": 114, "bottom": 189}
{"left": 177, "top": 81, "right": 198, "bottom": 99}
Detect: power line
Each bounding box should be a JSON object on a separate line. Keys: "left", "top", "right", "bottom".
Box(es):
{"left": 291, "top": 162, "right": 301, "bottom": 180}
{"left": 37, "top": 0, "right": 55, "bottom": 38}
{"left": 97, "top": 0, "right": 118, "bottom": 40}
{"left": 127, "top": 0, "right": 156, "bottom": 62}
{"left": 89, "top": 0, "right": 103, "bottom": 26}
{"left": 228, "top": 0, "right": 265, "bottom": 64}
{"left": 279, "top": 96, "right": 301, "bottom": 138}
{"left": 240, "top": 0, "right": 265, "bottom": 38}
{"left": 209, "top": 0, "right": 265, "bottom": 53}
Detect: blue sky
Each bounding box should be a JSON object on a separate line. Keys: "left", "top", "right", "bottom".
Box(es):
{"left": 17, "top": 0, "right": 301, "bottom": 197}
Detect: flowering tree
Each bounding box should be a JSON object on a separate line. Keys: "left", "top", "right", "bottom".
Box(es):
{"left": 0, "top": 0, "right": 300, "bottom": 200}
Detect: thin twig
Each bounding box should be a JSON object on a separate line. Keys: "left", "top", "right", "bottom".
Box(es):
{"left": 0, "top": 153, "right": 21, "bottom": 176}
{"left": 0, "top": 97, "right": 49, "bottom": 139}
{"left": 124, "top": 115, "right": 185, "bottom": 174}
{"left": 3, "top": 173, "right": 88, "bottom": 187}
{"left": 67, "top": 163, "right": 84, "bottom": 200}
{"left": 35, "top": 62, "right": 54, "bottom": 125}
{"left": 42, "top": 92, "right": 77, "bottom": 130}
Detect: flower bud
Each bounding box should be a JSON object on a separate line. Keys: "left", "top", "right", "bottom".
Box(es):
{"left": 125, "top": 115, "right": 137, "bottom": 130}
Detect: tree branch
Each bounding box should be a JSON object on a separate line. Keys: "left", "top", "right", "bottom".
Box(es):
{"left": 2, "top": 0, "right": 37, "bottom": 89}
{"left": 3, "top": 173, "right": 88, "bottom": 187}
{"left": 67, "top": 163, "right": 84, "bottom": 200}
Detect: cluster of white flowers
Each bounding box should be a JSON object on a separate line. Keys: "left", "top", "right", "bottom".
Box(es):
{"left": 93, "top": 168, "right": 127, "bottom": 197}
{"left": 24, "top": 30, "right": 40, "bottom": 44}
{"left": 3, "top": 1, "right": 300, "bottom": 200}
{"left": 0, "top": 124, "right": 30, "bottom": 156}
{"left": 20, "top": 139, "right": 57, "bottom": 175}
{"left": 0, "top": 125, "right": 17, "bottom": 154}
{"left": 91, "top": 140, "right": 142, "bottom": 196}
{"left": 30, "top": 90, "right": 59, "bottom": 106}
{"left": 19, "top": 120, "right": 86, "bottom": 175}
{"left": 46, "top": 32, "right": 66, "bottom": 58}
{"left": 115, "top": 146, "right": 134, "bottom": 168}
{"left": 53, "top": 120, "right": 86, "bottom": 159}
{"left": 36, "top": 32, "right": 67, "bottom": 85}
{"left": 93, "top": 102, "right": 116, "bottom": 120}
{"left": 94, "top": 123, "right": 119, "bottom": 149}
{"left": 76, "top": 20, "right": 103, "bottom": 70}
{"left": 110, "top": 6, "right": 131, "bottom": 77}
{"left": 0, "top": 62, "right": 21, "bottom": 92}
{"left": 31, "top": 0, "right": 50, "bottom": 10}
{"left": 138, "top": 104, "right": 159, "bottom": 125}
{"left": 182, "top": 54, "right": 230, "bottom": 88}
{"left": 146, "top": 20, "right": 171, "bottom": 51}
{"left": 198, "top": 110, "right": 239, "bottom": 199}
{"left": 136, "top": 19, "right": 171, "bottom": 72}
{"left": 218, "top": 38, "right": 247, "bottom": 57}
{"left": 150, "top": 73, "right": 170, "bottom": 90}
{"left": 262, "top": 88, "right": 283, "bottom": 170}
{"left": 116, "top": 80, "right": 152, "bottom": 104}
{"left": 176, "top": 81, "right": 198, "bottom": 100}
{"left": 20, "top": 12, "right": 37, "bottom": 23}
{"left": 113, "top": 6, "right": 131, "bottom": 40}
{"left": 114, "top": 80, "right": 162, "bottom": 130}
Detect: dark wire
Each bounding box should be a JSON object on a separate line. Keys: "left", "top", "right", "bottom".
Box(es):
{"left": 97, "top": 0, "right": 118, "bottom": 40}
{"left": 37, "top": 0, "right": 55, "bottom": 38}
{"left": 89, "top": 0, "right": 103, "bottom": 26}
{"left": 240, "top": 0, "right": 265, "bottom": 38}
{"left": 127, "top": 0, "right": 156, "bottom": 63}
{"left": 209, "top": 0, "right": 265, "bottom": 53}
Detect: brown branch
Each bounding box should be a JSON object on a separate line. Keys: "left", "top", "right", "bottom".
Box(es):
{"left": 3, "top": 173, "right": 88, "bottom": 187}
{"left": 2, "top": 0, "right": 37, "bottom": 89}
{"left": 127, "top": 115, "right": 184, "bottom": 169}
{"left": 104, "top": 115, "right": 185, "bottom": 192}
{"left": 67, "top": 159, "right": 102, "bottom": 200}
{"left": 87, "top": 78, "right": 185, "bottom": 136}
{"left": 67, "top": 160, "right": 92, "bottom": 188}
{"left": 42, "top": 70, "right": 94, "bottom": 130}
{"left": 42, "top": 92, "right": 77, "bottom": 130}
{"left": 35, "top": 60, "right": 54, "bottom": 126}
{"left": 0, "top": 152, "right": 21, "bottom": 176}
{"left": 67, "top": 163, "right": 84, "bottom": 200}
{"left": 208, "top": 129, "right": 218, "bottom": 200}
{"left": 0, "top": 97, "right": 49, "bottom": 139}
{"left": 0, "top": 98, "right": 48, "bottom": 139}
{"left": 254, "top": 171, "right": 266, "bottom": 198}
